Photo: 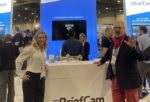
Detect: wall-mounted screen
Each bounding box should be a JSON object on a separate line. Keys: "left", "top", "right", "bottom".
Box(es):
{"left": 52, "top": 20, "right": 86, "bottom": 40}
{"left": 132, "top": 25, "right": 150, "bottom": 38}
{"left": 0, "top": 24, "right": 5, "bottom": 39}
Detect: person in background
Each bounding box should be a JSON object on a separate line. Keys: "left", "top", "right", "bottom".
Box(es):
{"left": 61, "top": 28, "right": 83, "bottom": 58}
{"left": 24, "top": 29, "right": 33, "bottom": 46}
{"left": 94, "top": 21, "right": 143, "bottom": 102}
{"left": 0, "top": 35, "right": 19, "bottom": 102}
{"left": 79, "top": 33, "right": 90, "bottom": 60}
{"left": 137, "top": 26, "right": 150, "bottom": 98}
{"left": 12, "top": 26, "right": 24, "bottom": 47}
{"left": 16, "top": 31, "right": 48, "bottom": 102}
{"left": 102, "top": 26, "right": 113, "bottom": 54}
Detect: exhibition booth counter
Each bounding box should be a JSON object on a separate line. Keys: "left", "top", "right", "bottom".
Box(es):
{"left": 45, "top": 61, "right": 112, "bottom": 102}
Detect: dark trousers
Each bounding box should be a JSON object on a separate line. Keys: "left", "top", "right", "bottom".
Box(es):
{"left": 36, "top": 78, "right": 45, "bottom": 102}
{"left": 23, "top": 71, "right": 45, "bottom": 102}
{"left": 0, "top": 70, "right": 15, "bottom": 102}
{"left": 137, "top": 62, "right": 150, "bottom": 96}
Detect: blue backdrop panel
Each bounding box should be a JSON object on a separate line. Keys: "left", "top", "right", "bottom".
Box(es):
{"left": 126, "top": 12, "right": 150, "bottom": 38}
{"left": 40, "top": 0, "right": 98, "bottom": 60}
{"left": 0, "top": 13, "right": 11, "bottom": 38}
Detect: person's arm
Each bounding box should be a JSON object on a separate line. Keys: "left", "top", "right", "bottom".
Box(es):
{"left": 94, "top": 45, "right": 112, "bottom": 65}
{"left": 14, "top": 45, "right": 20, "bottom": 57}
{"left": 124, "top": 37, "right": 144, "bottom": 61}
{"left": 137, "top": 37, "right": 143, "bottom": 51}
{"left": 61, "top": 42, "right": 67, "bottom": 56}
{"left": 100, "top": 46, "right": 112, "bottom": 64}
{"left": 102, "top": 37, "right": 111, "bottom": 54}
{"left": 15, "top": 46, "right": 33, "bottom": 78}
{"left": 85, "top": 42, "right": 90, "bottom": 56}
{"left": 102, "top": 48, "right": 108, "bottom": 54}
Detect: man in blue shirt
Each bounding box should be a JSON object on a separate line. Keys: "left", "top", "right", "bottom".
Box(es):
{"left": 61, "top": 29, "right": 83, "bottom": 58}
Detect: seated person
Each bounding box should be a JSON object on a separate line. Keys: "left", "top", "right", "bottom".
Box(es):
{"left": 61, "top": 29, "right": 83, "bottom": 58}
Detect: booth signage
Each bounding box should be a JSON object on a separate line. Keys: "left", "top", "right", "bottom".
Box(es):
{"left": 0, "top": 0, "right": 12, "bottom": 38}
{"left": 125, "top": 0, "right": 150, "bottom": 38}
{"left": 40, "top": 0, "right": 98, "bottom": 60}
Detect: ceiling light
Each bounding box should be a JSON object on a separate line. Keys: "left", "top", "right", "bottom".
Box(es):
{"left": 35, "top": 23, "right": 40, "bottom": 29}
{"left": 117, "top": 0, "right": 121, "bottom": 3}
{"left": 25, "top": 8, "right": 28, "bottom": 10}
{"left": 18, "top": 14, "right": 21, "bottom": 17}
{"left": 119, "top": 10, "right": 122, "bottom": 12}
{"left": 24, "top": 17, "right": 27, "bottom": 20}
{"left": 13, "top": 0, "right": 16, "bottom": 3}
{"left": 31, "top": 13, "right": 34, "bottom": 15}
{"left": 105, "top": 7, "right": 109, "bottom": 10}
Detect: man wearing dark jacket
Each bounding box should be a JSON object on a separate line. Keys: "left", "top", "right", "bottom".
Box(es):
{"left": 61, "top": 29, "right": 83, "bottom": 58}
{"left": 94, "top": 21, "right": 143, "bottom": 102}
{"left": 12, "top": 26, "right": 24, "bottom": 47}
{"left": 0, "top": 35, "right": 19, "bottom": 102}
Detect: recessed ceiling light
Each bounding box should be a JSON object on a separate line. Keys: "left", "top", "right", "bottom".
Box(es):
{"left": 105, "top": 7, "right": 109, "bottom": 10}
{"left": 119, "top": 10, "right": 122, "bottom": 12}
{"left": 13, "top": 0, "right": 16, "bottom": 3}
{"left": 31, "top": 12, "right": 34, "bottom": 15}
{"left": 25, "top": 8, "right": 28, "bottom": 10}
{"left": 18, "top": 14, "right": 21, "bottom": 17}
{"left": 117, "top": 0, "right": 121, "bottom": 3}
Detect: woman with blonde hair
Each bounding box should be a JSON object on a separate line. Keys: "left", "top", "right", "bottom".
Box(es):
{"left": 16, "top": 30, "right": 48, "bottom": 102}
{"left": 102, "top": 26, "right": 113, "bottom": 54}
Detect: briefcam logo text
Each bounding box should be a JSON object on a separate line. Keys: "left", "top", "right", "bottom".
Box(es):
{"left": 58, "top": 96, "right": 104, "bottom": 102}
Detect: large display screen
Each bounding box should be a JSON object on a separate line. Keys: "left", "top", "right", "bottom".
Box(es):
{"left": 0, "top": 0, "right": 12, "bottom": 38}
{"left": 132, "top": 25, "right": 150, "bottom": 38}
{"left": 52, "top": 20, "right": 86, "bottom": 40}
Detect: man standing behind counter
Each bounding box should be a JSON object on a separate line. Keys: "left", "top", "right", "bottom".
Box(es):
{"left": 61, "top": 28, "right": 83, "bottom": 58}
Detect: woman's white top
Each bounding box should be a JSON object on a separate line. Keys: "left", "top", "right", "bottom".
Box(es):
{"left": 16, "top": 45, "right": 46, "bottom": 77}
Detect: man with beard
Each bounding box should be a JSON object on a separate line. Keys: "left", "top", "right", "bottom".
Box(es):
{"left": 94, "top": 21, "right": 143, "bottom": 102}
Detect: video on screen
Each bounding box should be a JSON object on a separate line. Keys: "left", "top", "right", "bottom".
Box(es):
{"left": 52, "top": 20, "right": 86, "bottom": 40}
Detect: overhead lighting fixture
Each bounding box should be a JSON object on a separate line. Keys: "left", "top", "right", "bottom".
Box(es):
{"left": 13, "top": 0, "right": 16, "bottom": 3}
{"left": 119, "top": 10, "right": 122, "bottom": 12}
{"left": 31, "top": 12, "right": 34, "bottom": 15}
{"left": 117, "top": 0, "right": 121, "bottom": 3}
{"left": 25, "top": 8, "right": 28, "bottom": 10}
{"left": 18, "top": 14, "right": 21, "bottom": 17}
{"left": 24, "top": 17, "right": 27, "bottom": 20}
{"left": 105, "top": 7, "right": 109, "bottom": 10}
{"left": 35, "top": 23, "right": 40, "bottom": 29}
